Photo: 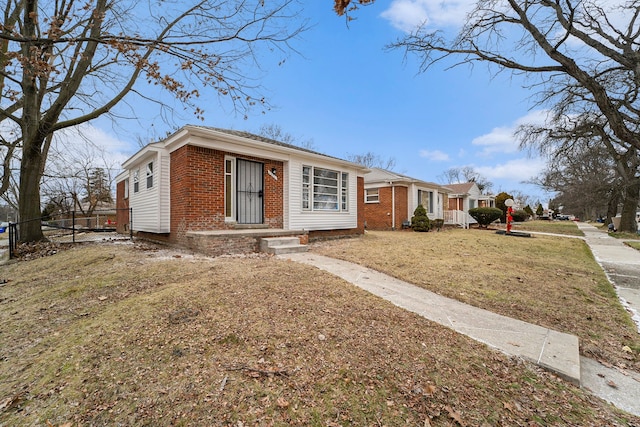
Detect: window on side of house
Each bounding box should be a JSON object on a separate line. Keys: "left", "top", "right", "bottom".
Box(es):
{"left": 341, "top": 172, "right": 349, "bottom": 211}
{"left": 365, "top": 188, "right": 379, "bottom": 203}
{"left": 418, "top": 190, "right": 435, "bottom": 214}
{"left": 302, "top": 166, "right": 311, "bottom": 210}
{"left": 302, "top": 166, "right": 349, "bottom": 212}
{"left": 133, "top": 169, "right": 139, "bottom": 193}
{"left": 225, "top": 157, "right": 235, "bottom": 219}
{"left": 124, "top": 178, "right": 129, "bottom": 199}
{"left": 146, "top": 162, "right": 154, "bottom": 189}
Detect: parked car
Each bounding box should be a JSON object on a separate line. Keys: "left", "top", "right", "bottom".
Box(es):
{"left": 556, "top": 214, "right": 570, "bottom": 220}
{"left": 0, "top": 222, "right": 8, "bottom": 233}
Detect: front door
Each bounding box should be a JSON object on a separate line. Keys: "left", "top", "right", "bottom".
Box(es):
{"left": 236, "top": 159, "right": 264, "bottom": 224}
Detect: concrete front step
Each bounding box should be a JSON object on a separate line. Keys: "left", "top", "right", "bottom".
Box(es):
{"left": 260, "top": 237, "right": 308, "bottom": 255}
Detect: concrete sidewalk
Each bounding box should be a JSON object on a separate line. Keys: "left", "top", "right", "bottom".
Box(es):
{"left": 575, "top": 222, "right": 640, "bottom": 330}
{"left": 278, "top": 252, "right": 581, "bottom": 385}
{"left": 278, "top": 228, "right": 640, "bottom": 416}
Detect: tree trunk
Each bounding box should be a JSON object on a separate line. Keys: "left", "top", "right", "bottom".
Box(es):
{"left": 619, "top": 180, "right": 639, "bottom": 233}
{"left": 18, "top": 136, "right": 46, "bottom": 242}
{"left": 605, "top": 192, "right": 619, "bottom": 225}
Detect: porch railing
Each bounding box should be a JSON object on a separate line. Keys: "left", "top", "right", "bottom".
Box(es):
{"left": 443, "top": 210, "right": 477, "bottom": 229}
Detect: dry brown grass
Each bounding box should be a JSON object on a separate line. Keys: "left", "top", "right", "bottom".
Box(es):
{"left": 0, "top": 241, "right": 639, "bottom": 426}
{"left": 313, "top": 229, "right": 640, "bottom": 373}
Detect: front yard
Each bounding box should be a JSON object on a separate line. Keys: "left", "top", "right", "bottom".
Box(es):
{"left": 313, "top": 226, "right": 640, "bottom": 372}
{"left": 0, "top": 231, "right": 639, "bottom": 426}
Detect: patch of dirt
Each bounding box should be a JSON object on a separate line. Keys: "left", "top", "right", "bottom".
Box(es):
{"left": 1, "top": 241, "right": 639, "bottom": 426}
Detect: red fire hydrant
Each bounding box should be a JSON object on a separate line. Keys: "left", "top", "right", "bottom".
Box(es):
{"left": 506, "top": 206, "right": 513, "bottom": 233}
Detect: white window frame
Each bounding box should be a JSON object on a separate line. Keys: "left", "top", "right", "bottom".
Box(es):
{"left": 302, "top": 165, "right": 349, "bottom": 212}
{"left": 146, "top": 161, "right": 154, "bottom": 189}
{"left": 341, "top": 172, "right": 349, "bottom": 211}
{"left": 124, "top": 178, "right": 129, "bottom": 199}
{"left": 365, "top": 188, "right": 379, "bottom": 203}
{"left": 133, "top": 169, "right": 139, "bottom": 193}
{"left": 224, "top": 156, "right": 236, "bottom": 221}
{"left": 418, "top": 189, "right": 435, "bottom": 214}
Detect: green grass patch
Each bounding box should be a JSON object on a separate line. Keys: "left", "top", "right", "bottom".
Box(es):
{"left": 625, "top": 241, "right": 640, "bottom": 251}
{"left": 511, "top": 220, "right": 584, "bottom": 236}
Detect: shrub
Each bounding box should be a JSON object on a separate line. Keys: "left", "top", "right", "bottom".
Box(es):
{"left": 495, "top": 191, "right": 514, "bottom": 222}
{"left": 511, "top": 209, "right": 529, "bottom": 222}
{"left": 411, "top": 204, "right": 430, "bottom": 232}
{"left": 468, "top": 207, "right": 502, "bottom": 228}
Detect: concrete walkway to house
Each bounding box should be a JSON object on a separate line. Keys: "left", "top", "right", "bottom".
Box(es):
{"left": 278, "top": 227, "right": 640, "bottom": 416}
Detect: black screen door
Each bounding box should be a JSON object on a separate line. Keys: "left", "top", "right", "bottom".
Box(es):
{"left": 236, "top": 159, "right": 264, "bottom": 224}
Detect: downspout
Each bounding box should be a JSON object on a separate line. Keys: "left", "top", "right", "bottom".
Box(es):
{"left": 391, "top": 182, "right": 395, "bottom": 230}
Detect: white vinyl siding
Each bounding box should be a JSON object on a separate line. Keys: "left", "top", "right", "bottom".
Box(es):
{"left": 288, "top": 160, "right": 358, "bottom": 231}
{"left": 129, "top": 152, "right": 170, "bottom": 233}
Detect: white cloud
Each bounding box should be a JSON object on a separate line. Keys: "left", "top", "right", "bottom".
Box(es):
{"left": 57, "top": 123, "right": 134, "bottom": 165}
{"left": 381, "top": 0, "right": 477, "bottom": 33}
{"left": 475, "top": 157, "right": 546, "bottom": 182}
{"left": 471, "top": 110, "right": 550, "bottom": 157}
{"left": 419, "top": 149, "right": 450, "bottom": 161}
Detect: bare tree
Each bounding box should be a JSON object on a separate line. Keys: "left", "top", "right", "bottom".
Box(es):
{"left": 346, "top": 151, "right": 396, "bottom": 170}
{"left": 333, "top": 0, "right": 640, "bottom": 230}
{"left": 519, "top": 111, "right": 639, "bottom": 231}
{"left": 528, "top": 136, "right": 626, "bottom": 223}
{"left": 1, "top": 0, "right": 306, "bottom": 242}
{"left": 42, "top": 139, "right": 118, "bottom": 218}
{"left": 258, "top": 123, "right": 316, "bottom": 150}
{"left": 438, "top": 166, "right": 493, "bottom": 194}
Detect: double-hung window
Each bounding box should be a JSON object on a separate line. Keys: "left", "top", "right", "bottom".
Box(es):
{"left": 302, "top": 166, "right": 349, "bottom": 211}
{"left": 133, "top": 169, "right": 139, "bottom": 193}
{"left": 365, "top": 188, "right": 379, "bottom": 203}
{"left": 146, "top": 162, "right": 154, "bottom": 189}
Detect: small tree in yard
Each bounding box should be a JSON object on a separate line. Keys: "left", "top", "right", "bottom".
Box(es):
{"left": 411, "top": 204, "right": 430, "bottom": 232}
{"left": 495, "top": 192, "right": 515, "bottom": 222}
{"left": 536, "top": 204, "right": 544, "bottom": 218}
{"left": 468, "top": 207, "right": 502, "bottom": 229}
{"left": 524, "top": 205, "right": 534, "bottom": 217}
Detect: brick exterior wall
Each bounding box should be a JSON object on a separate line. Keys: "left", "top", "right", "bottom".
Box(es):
{"left": 169, "top": 145, "right": 284, "bottom": 246}
{"left": 364, "top": 185, "right": 409, "bottom": 230}
{"left": 115, "top": 180, "right": 130, "bottom": 234}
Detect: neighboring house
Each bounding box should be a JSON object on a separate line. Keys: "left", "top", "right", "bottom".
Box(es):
{"left": 363, "top": 168, "right": 451, "bottom": 230}
{"left": 115, "top": 125, "right": 368, "bottom": 255}
{"left": 444, "top": 182, "right": 495, "bottom": 228}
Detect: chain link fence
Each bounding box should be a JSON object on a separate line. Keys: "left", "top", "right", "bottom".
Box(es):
{"left": 6, "top": 208, "right": 132, "bottom": 259}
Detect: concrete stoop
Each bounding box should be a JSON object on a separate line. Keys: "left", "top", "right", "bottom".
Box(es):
{"left": 260, "top": 237, "right": 308, "bottom": 255}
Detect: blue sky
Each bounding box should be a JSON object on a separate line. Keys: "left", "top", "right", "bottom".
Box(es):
{"left": 91, "top": 0, "right": 553, "bottom": 205}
